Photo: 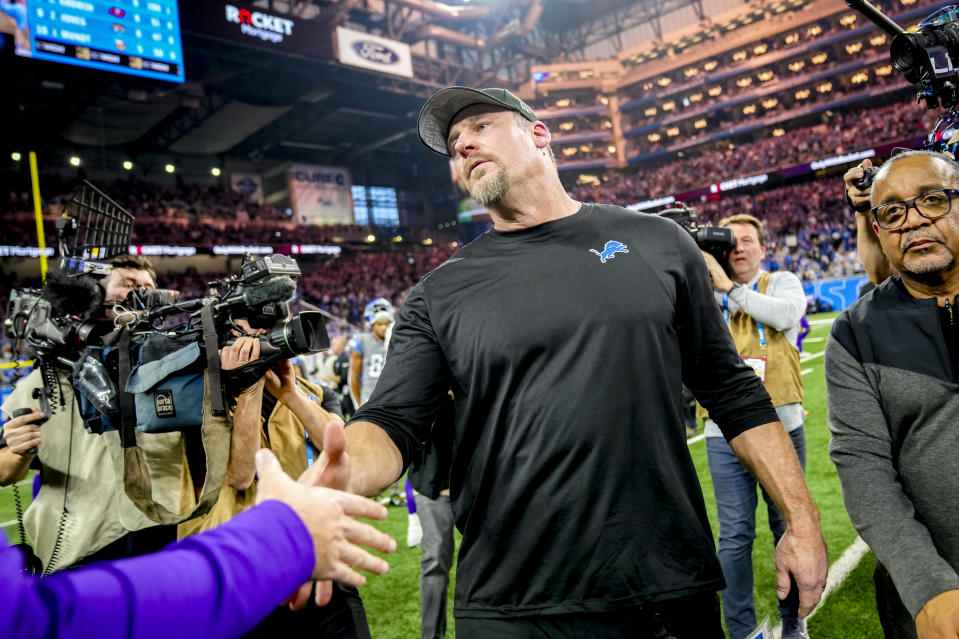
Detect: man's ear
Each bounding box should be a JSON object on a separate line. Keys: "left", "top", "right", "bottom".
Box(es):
{"left": 531, "top": 120, "right": 551, "bottom": 149}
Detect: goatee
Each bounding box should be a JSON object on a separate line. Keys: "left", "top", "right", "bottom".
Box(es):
{"left": 470, "top": 169, "right": 510, "bottom": 208}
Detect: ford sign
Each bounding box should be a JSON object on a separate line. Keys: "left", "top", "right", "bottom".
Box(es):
{"left": 353, "top": 40, "right": 399, "bottom": 65}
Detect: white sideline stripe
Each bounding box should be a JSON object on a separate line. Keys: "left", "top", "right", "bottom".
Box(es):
{"left": 687, "top": 433, "right": 705, "bottom": 445}
{"left": 804, "top": 337, "right": 825, "bottom": 343}
{"left": 771, "top": 536, "right": 870, "bottom": 638}
{"left": 801, "top": 368, "right": 814, "bottom": 376}
{"left": 808, "top": 318, "right": 837, "bottom": 326}
{"left": 1, "top": 519, "right": 16, "bottom": 529}
{"left": 799, "top": 351, "right": 825, "bottom": 363}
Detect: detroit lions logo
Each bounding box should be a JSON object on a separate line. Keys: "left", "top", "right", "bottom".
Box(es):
{"left": 589, "top": 240, "right": 629, "bottom": 263}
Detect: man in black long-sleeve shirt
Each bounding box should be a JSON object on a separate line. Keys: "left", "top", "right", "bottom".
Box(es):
{"left": 311, "top": 86, "right": 828, "bottom": 638}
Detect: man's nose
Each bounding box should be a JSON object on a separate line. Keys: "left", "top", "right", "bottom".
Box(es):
{"left": 901, "top": 202, "right": 933, "bottom": 230}
{"left": 453, "top": 135, "right": 476, "bottom": 156}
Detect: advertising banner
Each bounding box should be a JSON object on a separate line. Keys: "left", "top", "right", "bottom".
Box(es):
{"left": 179, "top": 2, "right": 326, "bottom": 55}
{"left": 230, "top": 172, "right": 264, "bottom": 204}
{"left": 288, "top": 164, "right": 354, "bottom": 225}
{"left": 335, "top": 26, "right": 413, "bottom": 79}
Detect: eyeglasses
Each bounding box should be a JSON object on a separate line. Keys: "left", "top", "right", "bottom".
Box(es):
{"left": 871, "top": 189, "right": 959, "bottom": 230}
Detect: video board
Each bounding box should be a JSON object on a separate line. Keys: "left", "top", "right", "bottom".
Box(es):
{"left": 2, "top": 0, "right": 184, "bottom": 82}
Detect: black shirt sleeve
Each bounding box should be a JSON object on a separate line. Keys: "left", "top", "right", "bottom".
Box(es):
{"left": 349, "top": 281, "right": 454, "bottom": 468}
{"left": 670, "top": 223, "right": 780, "bottom": 440}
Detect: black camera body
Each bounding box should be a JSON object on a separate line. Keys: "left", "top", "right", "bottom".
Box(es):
{"left": 656, "top": 203, "right": 738, "bottom": 270}
{"left": 889, "top": 6, "right": 959, "bottom": 110}
{"left": 138, "top": 253, "right": 330, "bottom": 394}
{"left": 848, "top": 0, "right": 959, "bottom": 113}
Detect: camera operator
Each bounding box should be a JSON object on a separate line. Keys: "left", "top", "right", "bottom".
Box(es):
{"left": 0, "top": 255, "right": 178, "bottom": 572}
{"left": 177, "top": 314, "right": 371, "bottom": 638}
{"left": 699, "top": 214, "right": 809, "bottom": 639}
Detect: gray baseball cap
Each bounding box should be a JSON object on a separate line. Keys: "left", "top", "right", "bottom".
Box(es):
{"left": 417, "top": 86, "right": 538, "bottom": 157}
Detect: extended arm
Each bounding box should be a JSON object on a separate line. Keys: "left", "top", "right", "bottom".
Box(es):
{"left": 844, "top": 159, "right": 895, "bottom": 284}
{"left": 306, "top": 420, "right": 404, "bottom": 498}
{"left": 4, "top": 449, "right": 395, "bottom": 639}
{"left": 266, "top": 360, "right": 345, "bottom": 447}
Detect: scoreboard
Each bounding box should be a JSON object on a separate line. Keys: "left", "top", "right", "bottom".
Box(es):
{"left": 10, "top": 0, "right": 184, "bottom": 82}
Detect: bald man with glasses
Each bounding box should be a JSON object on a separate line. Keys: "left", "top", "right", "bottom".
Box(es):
{"left": 827, "top": 150, "right": 959, "bottom": 639}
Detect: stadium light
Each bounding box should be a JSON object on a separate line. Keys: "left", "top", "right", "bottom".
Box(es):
{"left": 165, "top": 164, "right": 175, "bottom": 173}
{"left": 69, "top": 156, "right": 81, "bottom": 166}
{"left": 11, "top": 152, "right": 21, "bottom": 162}
{"left": 211, "top": 167, "right": 221, "bottom": 176}
{"left": 123, "top": 161, "right": 133, "bottom": 170}
{"left": 365, "top": 234, "right": 376, "bottom": 243}
{"left": 393, "top": 235, "right": 403, "bottom": 243}
{"left": 423, "top": 238, "right": 433, "bottom": 246}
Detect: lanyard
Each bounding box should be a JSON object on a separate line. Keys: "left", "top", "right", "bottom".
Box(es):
{"left": 294, "top": 378, "right": 319, "bottom": 468}
{"left": 723, "top": 283, "right": 766, "bottom": 351}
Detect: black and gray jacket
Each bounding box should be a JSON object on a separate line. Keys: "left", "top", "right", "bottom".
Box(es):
{"left": 825, "top": 277, "right": 959, "bottom": 618}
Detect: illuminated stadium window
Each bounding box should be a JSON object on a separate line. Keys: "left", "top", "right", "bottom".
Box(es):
{"left": 352, "top": 185, "right": 400, "bottom": 227}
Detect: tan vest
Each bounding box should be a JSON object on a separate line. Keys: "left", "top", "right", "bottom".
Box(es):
{"left": 177, "top": 378, "right": 326, "bottom": 538}
{"left": 698, "top": 272, "right": 803, "bottom": 419}
{"left": 2, "top": 369, "right": 176, "bottom": 571}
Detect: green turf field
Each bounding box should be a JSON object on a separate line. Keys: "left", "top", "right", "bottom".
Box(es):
{"left": 0, "top": 311, "right": 884, "bottom": 637}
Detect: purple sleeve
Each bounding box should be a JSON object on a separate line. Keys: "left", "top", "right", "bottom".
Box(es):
{"left": 2, "top": 500, "right": 314, "bottom": 639}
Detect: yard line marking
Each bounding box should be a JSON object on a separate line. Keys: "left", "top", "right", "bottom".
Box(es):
{"left": 771, "top": 536, "right": 870, "bottom": 638}
{"left": 808, "top": 318, "right": 837, "bottom": 326}
{"left": 687, "top": 433, "right": 705, "bottom": 445}
{"left": 801, "top": 368, "right": 814, "bottom": 376}
{"left": 1, "top": 519, "right": 17, "bottom": 528}
{"left": 799, "top": 351, "right": 825, "bottom": 363}
{"left": 804, "top": 337, "right": 825, "bottom": 343}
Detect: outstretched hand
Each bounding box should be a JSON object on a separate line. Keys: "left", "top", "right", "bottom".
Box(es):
{"left": 276, "top": 420, "right": 363, "bottom": 608}
{"left": 301, "top": 419, "right": 353, "bottom": 492}
{"left": 253, "top": 446, "right": 394, "bottom": 608}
